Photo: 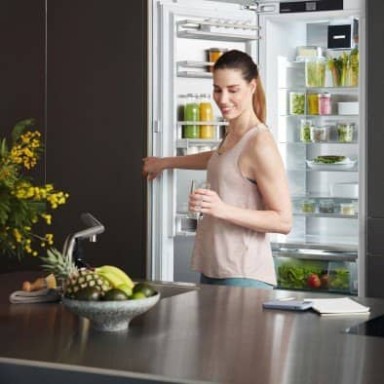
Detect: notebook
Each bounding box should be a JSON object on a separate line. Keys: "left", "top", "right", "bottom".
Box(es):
{"left": 305, "top": 297, "right": 370, "bottom": 316}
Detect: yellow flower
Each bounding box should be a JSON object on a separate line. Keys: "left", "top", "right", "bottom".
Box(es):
{"left": 0, "top": 120, "right": 69, "bottom": 259}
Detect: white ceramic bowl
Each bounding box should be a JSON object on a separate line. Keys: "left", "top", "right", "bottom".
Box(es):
{"left": 62, "top": 292, "right": 160, "bottom": 332}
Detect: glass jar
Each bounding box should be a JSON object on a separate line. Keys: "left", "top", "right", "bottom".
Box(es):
{"left": 318, "top": 93, "right": 332, "bottom": 115}
{"left": 319, "top": 199, "right": 335, "bottom": 214}
{"left": 207, "top": 48, "right": 227, "bottom": 72}
{"left": 340, "top": 203, "right": 355, "bottom": 216}
{"left": 289, "top": 92, "right": 305, "bottom": 115}
{"left": 337, "top": 122, "right": 354, "bottom": 143}
{"left": 301, "top": 199, "right": 316, "bottom": 213}
{"left": 183, "top": 94, "right": 200, "bottom": 139}
{"left": 300, "top": 119, "right": 312, "bottom": 143}
{"left": 199, "top": 94, "right": 215, "bottom": 139}
{"left": 307, "top": 93, "right": 319, "bottom": 115}
{"left": 310, "top": 125, "right": 328, "bottom": 143}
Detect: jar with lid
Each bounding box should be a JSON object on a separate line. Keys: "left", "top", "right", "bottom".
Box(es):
{"left": 300, "top": 119, "right": 312, "bottom": 143}
{"left": 337, "top": 122, "right": 354, "bottom": 143}
{"left": 289, "top": 92, "right": 305, "bottom": 115}
{"left": 319, "top": 199, "right": 335, "bottom": 214}
{"left": 318, "top": 93, "right": 332, "bottom": 115}
{"left": 310, "top": 125, "right": 328, "bottom": 142}
{"left": 199, "top": 94, "right": 215, "bottom": 139}
{"left": 340, "top": 203, "right": 355, "bottom": 216}
{"left": 207, "top": 48, "right": 227, "bottom": 72}
{"left": 307, "top": 93, "right": 319, "bottom": 115}
{"left": 183, "top": 94, "right": 200, "bottom": 139}
{"left": 301, "top": 199, "right": 316, "bottom": 213}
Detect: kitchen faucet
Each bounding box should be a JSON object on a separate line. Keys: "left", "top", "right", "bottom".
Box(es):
{"left": 62, "top": 213, "right": 105, "bottom": 266}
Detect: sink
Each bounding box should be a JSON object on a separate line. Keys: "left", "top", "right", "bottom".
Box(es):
{"left": 148, "top": 281, "right": 199, "bottom": 299}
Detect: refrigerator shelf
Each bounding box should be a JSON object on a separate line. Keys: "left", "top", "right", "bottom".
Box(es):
{"left": 176, "top": 139, "right": 220, "bottom": 148}
{"left": 279, "top": 141, "right": 358, "bottom": 145}
{"left": 177, "top": 70, "right": 212, "bottom": 78}
{"left": 292, "top": 195, "right": 358, "bottom": 201}
{"left": 271, "top": 236, "right": 358, "bottom": 252}
{"left": 272, "top": 249, "right": 357, "bottom": 262}
{"left": 177, "top": 19, "right": 259, "bottom": 42}
{"left": 294, "top": 212, "right": 358, "bottom": 219}
{"left": 177, "top": 121, "right": 226, "bottom": 126}
{"left": 279, "top": 86, "right": 358, "bottom": 92}
{"left": 280, "top": 114, "right": 359, "bottom": 118}
{"left": 177, "top": 29, "right": 258, "bottom": 42}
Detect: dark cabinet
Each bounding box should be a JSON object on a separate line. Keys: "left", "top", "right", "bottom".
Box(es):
{"left": 0, "top": 0, "right": 147, "bottom": 278}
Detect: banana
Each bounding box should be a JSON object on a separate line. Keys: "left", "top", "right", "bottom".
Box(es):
{"left": 95, "top": 265, "right": 134, "bottom": 289}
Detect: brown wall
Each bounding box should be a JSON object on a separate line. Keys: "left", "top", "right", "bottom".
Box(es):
{"left": 0, "top": 0, "right": 147, "bottom": 278}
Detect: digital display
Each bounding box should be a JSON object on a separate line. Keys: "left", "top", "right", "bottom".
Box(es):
{"left": 280, "top": 0, "right": 343, "bottom": 13}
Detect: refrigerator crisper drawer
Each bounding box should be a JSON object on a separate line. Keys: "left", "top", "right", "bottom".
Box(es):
{"left": 274, "top": 255, "right": 357, "bottom": 294}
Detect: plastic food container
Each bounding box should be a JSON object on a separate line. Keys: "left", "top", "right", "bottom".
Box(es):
{"left": 319, "top": 199, "right": 335, "bottom": 214}
{"left": 305, "top": 57, "right": 326, "bottom": 87}
{"left": 300, "top": 119, "right": 312, "bottom": 143}
{"left": 337, "top": 123, "right": 355, "bottom": 143}
{"left": 338, "top": 102, "right": 359, "bottom": 115}
{"left": 301, "top": 199, "right": 316, "bottom": 213}
{"left": 310, "top": 125, "right": 328, "bottom": 142}
{"left": 340, "top": 203, "right": 355, "bottom": 216}
{"left": 289, "top": 92, "right": 305, "bottom": 115}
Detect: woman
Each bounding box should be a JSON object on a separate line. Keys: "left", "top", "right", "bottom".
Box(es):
{"left": 143, "top": 50, "right": 292, "bottom": 289}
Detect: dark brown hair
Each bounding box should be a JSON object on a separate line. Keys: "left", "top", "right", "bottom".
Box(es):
{"left": 213, "top": 50, "right": 266, "bottom": 123}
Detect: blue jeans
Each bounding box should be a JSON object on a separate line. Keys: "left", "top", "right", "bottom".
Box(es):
{"left": 200, "top": 274, "right": 274, "bottom": 290}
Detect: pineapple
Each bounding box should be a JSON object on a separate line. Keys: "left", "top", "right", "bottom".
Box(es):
{"left": 40, "top": 248, "right": 111, "bottom": 299}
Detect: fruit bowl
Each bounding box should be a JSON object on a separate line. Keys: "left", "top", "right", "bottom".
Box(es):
{"left": 62, "top": 292, "right": 160, "bottom": 332}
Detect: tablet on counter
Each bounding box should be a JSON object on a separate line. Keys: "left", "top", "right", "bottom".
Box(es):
{"left": 262, "top": 299, "right": 313, "bottom": 311}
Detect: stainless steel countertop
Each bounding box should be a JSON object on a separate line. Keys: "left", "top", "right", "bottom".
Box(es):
{"left": 1, "top": 271, "right": 384, "bottom": 384}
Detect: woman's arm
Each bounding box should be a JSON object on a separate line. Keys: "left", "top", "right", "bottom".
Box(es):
{"left": 143, "top": 151, "right": 214, "bottom": 180}
{"left": 191, "top": 132, "right": 292, "bottom": 234}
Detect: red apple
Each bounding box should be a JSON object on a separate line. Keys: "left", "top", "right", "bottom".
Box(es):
{"left": 307, "top": 273, "right": 321, "bottom": 288}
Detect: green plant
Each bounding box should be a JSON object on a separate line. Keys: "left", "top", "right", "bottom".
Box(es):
{"left": 0, "top": 118, "right": 69, "bottom": 259}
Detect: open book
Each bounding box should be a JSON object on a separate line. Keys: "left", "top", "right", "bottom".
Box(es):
{"left": 305, "top": 297, "right": 370, "bottom": 316}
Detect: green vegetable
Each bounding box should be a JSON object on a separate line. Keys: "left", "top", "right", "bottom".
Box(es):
{"left": 313, "top": 155, "right": 346, "bottom": 164}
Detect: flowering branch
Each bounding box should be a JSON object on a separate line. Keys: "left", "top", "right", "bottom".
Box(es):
{"left": 0, "top": 119, "right": 69, "bottom": 259}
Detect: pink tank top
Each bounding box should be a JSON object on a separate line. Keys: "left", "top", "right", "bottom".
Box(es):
{"left": 191, "top": 126, "right": 277, "bottom": 285}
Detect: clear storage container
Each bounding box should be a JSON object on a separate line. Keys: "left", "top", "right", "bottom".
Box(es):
{"left": 289, "top": 92, "right": 305, "bottom": 115}
{"left": 337, "top": 122, "right": 355, "bottom": 143}
{"left": 305, "top": 57, "right": 326, "bottom": 87}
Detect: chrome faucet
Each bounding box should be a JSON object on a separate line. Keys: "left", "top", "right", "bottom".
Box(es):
{"left": 62, "top": 213, "right": 105, "bottom": 265}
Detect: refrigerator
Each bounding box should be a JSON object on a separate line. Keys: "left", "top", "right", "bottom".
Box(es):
{"left": 147, "top": 0, "right": 366, "bottom": 295}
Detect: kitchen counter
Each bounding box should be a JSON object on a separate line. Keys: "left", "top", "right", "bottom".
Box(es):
{"left": 1, "top": 272, "right": 384, "bottom": 384}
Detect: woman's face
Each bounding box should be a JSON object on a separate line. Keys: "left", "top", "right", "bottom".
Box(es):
{"left": 212, "top": 68, "right": 256, "bottom": 121}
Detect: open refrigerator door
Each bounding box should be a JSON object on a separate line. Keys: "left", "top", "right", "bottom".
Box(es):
{"left": 148, "top": 0, "right": 258, "bottom": 282}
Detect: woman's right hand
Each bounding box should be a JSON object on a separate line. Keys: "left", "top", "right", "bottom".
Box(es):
{"left": 142, "top": 157, "right": 165, "bottom": 180}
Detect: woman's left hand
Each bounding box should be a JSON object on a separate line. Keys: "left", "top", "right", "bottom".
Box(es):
{"left": 189, "top": 189, "right": 226, "bottom": 218}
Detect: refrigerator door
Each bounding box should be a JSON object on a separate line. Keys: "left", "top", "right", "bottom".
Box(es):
{"left": 258, "top": 1, "right": 365, "bottom": 294}
{"left": 149, "top": 0, "right": 257, "bottom": 281}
